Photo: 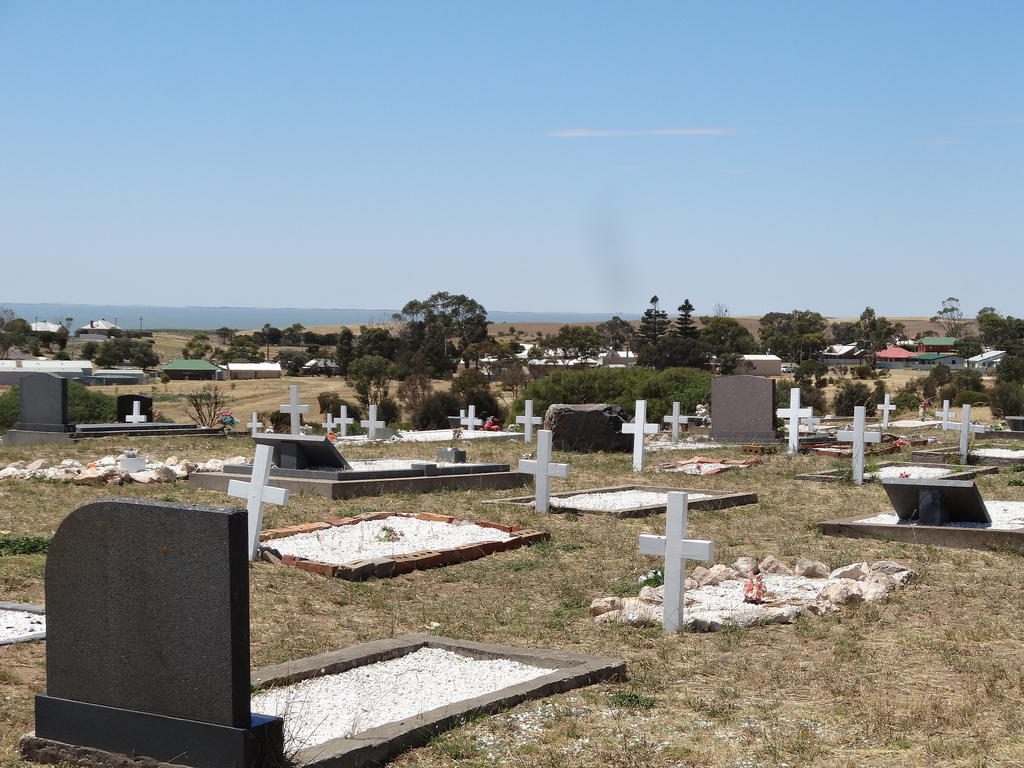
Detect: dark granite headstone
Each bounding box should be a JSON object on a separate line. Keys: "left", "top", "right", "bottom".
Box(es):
{"left": 882, "top": 478, "right": 990, "bottom": 525}
{"left": 16, "top": 372, "right": 71, "bottom": 432}
{"left": 254, "top": 433, "right": 352, "bottom": 470}
{"left": 1006, "top": 416, "right": 1024, "bottom": 432}
{"left": 710, "top": 376, "right": 777, "bottom": 441}
{"left": 27, "top": 498, "right": 283, "bottom": 768}
{"left": 545, "top": 403, "right": 632, "bottom": 452}
{"left": 117, "top": 394, "right": 154, "bottom": 423}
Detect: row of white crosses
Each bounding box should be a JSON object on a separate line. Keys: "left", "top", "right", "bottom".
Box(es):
{"left": 639, "top": 492, "right": 714, "bottom": 634}
{"left": 322, "top": 406, "right": 354, "bottom": 437}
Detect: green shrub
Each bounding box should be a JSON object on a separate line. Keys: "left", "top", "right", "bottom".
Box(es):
{"left": 412, "top": 391, "right": 462, "bottom": 430}
{"left": 0, "top": 387, "right": 18, "bottom": 433}
{"left": 377, "top": 397, "right": 401, "bottom": 426}
{"left": 67, "top": 381, "right": 117, "bottom": 424}
{"left": 990, "top": 382, "right": 1024, "bottom": 418}
{"left": 514, "top": 367, "right": 712, "bottom": 423}
{"left": 893, "top": 393, "right": 920, "bottom": 413}
{"left": 953, "top": 390, "right": 989, "bottom": 407}
{"left": 831, "top": 380, "right": 874, "bottom": 417}
{"left": 776, "top": 380, "right": 827, "bottom": 414}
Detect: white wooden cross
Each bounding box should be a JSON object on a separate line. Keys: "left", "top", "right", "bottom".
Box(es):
{"left": 125, "top": 401, "right": 148, "bottom": 424}
{"left": 638, "top": 492, "right": 714, "bottom": 634}
{"left": 622, "top": 400, "right": 659, "bottom": 472}
{"left": 246, "top": 411, "right": 263, "bottom": 437}
{"left": 518, "top": 429, "right": 569, "bottom": 513}
{"left": 516, "top": 400, "right": 543, "bottom": 443}
{"left": 876, "top": 394, "right": 897, "bottom": 430}
{"left": 361, "top": 404, "right": 385, "bottom": 440}
{"left": 279, "top": 385, "right": 309, "bottom": 435}
{"left": 226, "top": 443, "right": 290, "bottom": 561}
{"left": 836, "top": 406, "right": 882, "bottom": 484}
{"left": 336, "top": 406, "right": 354, "bottom": 438}
{"left": 662, "top": 401, "right": 696, "bottom": 442}
{"left": 460, "top": 404, "right": 483, "bottom": 432}
{"left": 776, "top": 388, "right": 813, "bottom": 456}
{"left": 944, "top": 402, "right": 985, "bottom": 464}
{"left": 321, "top": 413, "right": 335, "bottom": 433}
{"left": 935, "top": 399, "right": 957, "bottom": 429}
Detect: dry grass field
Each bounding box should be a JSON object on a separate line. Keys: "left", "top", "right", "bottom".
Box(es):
{"left": 2, "top": 371, "right": 1024, "bottom": 767}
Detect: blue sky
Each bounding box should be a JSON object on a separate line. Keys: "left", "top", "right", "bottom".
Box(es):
{"left": 1, "top": 2, "right": 1020, "bottom": 320}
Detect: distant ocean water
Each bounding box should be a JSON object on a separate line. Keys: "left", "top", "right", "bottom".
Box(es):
{"left": 1, "top": 302, "right": 637, "bottom": 331}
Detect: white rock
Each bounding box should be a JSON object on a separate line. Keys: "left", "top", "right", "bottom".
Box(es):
{"left": 0, "top": 467, "right": 29, "bottom": 480}
{"left": 830, "top": 562, "right": 870, "bottom": 581}
{"left": 758, "top": 554, "right": 789, "bottom": 574}
{"left": 589, "top": 596, "right": 623, "bottom": 617}
{"left": 151, "top": 466, "right": 178, "bottom": 483}
{"left": 26, "top": 459, "right": 50, "bottom": 471}
{"left": 731, "top": 556, "right": 759, "bottom": 575}
{"left": 618, "top": 598, "right": 662, "bottom": 627}
{"left": 639, "top": 586, "right": 663, "bottom": 604}
{"left": 5, "top": 461, "right": 27, "bottom": 470}
{"left": 130, "top": 471, "right": 156, "bottom": 485}
{"left": 59, "top": 459, "right": 81, "bottom": 468}
{"left": 794, "top": 558, "right": 830, "bottom": 578}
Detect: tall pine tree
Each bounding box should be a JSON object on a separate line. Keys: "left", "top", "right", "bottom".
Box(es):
{"left": 674, "top": 299, "right": 698, "bottom": 338}
{"left": 636, "top": 296, "right": 670, "bottom": 349}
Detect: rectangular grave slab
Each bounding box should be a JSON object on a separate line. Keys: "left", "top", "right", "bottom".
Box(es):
{"left": 882, "top": 478, "right": 990, "bottom": 525}
{"left": 818, "top": 516, "right": 1024, "bottom": 553}
{"left": 0, "top": 602, "right": 46, "bottom": 645}
{"left": 251, "top": 634, "right": 625, "bottom": 768}
{"left": 24, "top": 497, "right": 283, "bottom": 768}
{"left": 486, "top": 485, "right": 758, "bottom": 518}
{"left": 254, "top": 433, "right": 352, "bottom": 470}
{"left": 794, "top": 462, "right": 998, "bottom": 483}
{"left": 710, "top": 376, "right": 778, "bottom": 442}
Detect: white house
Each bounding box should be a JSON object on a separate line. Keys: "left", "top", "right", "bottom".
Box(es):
{"left": 737, "top": 354, "right": 782, "bottom": 376}
{"left": 968, "top": 350, "right": 1007, "bottom": 372}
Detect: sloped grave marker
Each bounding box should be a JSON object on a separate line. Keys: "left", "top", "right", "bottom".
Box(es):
{"left": 488, "top": 484, "right": 758, "bottom": 518}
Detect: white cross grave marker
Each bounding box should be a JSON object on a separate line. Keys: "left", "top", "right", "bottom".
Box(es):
{"left": 876, "top": 394, "right": 897, "bottom": 430}
{"left": 935, "top": 400, "right": 957, "bottom": 429}
{"left": 460, "top": 405, "right": 483, "bottom": 432}
{"left": 279, "top": 385, "right": 309, "bottom": 435}
{"left": 638, "top": 492, "right": 714, "bottom": 634}
{"left": 662, "top": 401, "right": 697, "bottom": 442}
{"left": 125, "top": 401, "right": 148, "bottom": 424}
{"left": 226, "top": 443, "right": 290, "bottom": 561}
{"left": 336, "top": 406, "right": 354, "bottom": 438}
{"left": 944, "top": 402, "right": 985, "bottom": 464}
{"left": 622, "top": 400, "right": 659, "bottom": 472}
{"left": 518, "top": 429, "right": 569, "bottom": 513}
{"left": 776, "top": 388, "right": 813, "bottom": 456}
{"left": 321, "top": 413, "right": 336, "bottom": 433}
{"left": 516, "top": 400, "right": 543, "bottom": 443}
{"left": 246, "top": 411, "right": 263, "bottom": 437}
{"left": 836, "top": 406, "right": 882, "bottom": 484}
{"left": 361, "top": 404, "right": 385, "bottom": 440}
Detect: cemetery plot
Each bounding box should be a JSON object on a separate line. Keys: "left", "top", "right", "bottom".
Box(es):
{"left": 911, "top": 445, "right": 1024, "bottom": 467}
{"left": 0, "top": 602, "right": 45, "bottom": 645}
{"left": 648, "top": 455, "right": 765, "bottom": 475}
{"left": 260, "top": 512, "right": 548, "bottom": 580}
{"left": 251, "top": 634, "right": 624, "bottom": 768}
{"left": 590, "top": 557, "right": 916, "bottom": 632}
{"left": 487, "top": 485, "right": 757, "bottom": 518}
{"left": 796, "top": 461, "right": 997, "bottom": 484}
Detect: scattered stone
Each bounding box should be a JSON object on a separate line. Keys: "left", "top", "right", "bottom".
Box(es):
{"left": 589, "top": 596, "right": 623, "bottom": 617}
{"left": 26, "top": 459, "right": 50, "bottom": 471}
{"left": 0, "top": 467, "right": 29, "bottom": 480}
{"left": 758, "top": 554, "right": 789, "bottom": 574}
{"left": 545, "top": 403, "right": 632, "bottom": 452}
{"left": 830, "top": 562, "right": 870, "bottom": 581}
{"left": 794, "top": 558, "right": 830, "bottom": 578}
{"left": 5, "top": 460, "right": 27, "bottom": 470}
{"left": 731, "top": 556, "right": 759, "bottom": 575}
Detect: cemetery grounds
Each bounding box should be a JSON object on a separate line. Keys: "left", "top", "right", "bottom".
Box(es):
{"left": 2, "top": 399, "right": 1024, "bottom": 766}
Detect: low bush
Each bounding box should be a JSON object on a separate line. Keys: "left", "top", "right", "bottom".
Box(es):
{"left": 953, "top": 390, "right": 989, "bottom": 407}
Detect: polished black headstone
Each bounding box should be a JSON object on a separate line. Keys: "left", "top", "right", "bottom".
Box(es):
{"left": 254, "top": 433, "right": 351, "bottom": 470}
{"left": 33, "top": 497, "right": 283, "bottom": 768}
{"left": 16, "top": 372, "right": 71, "bottom": 432}
{"left": 883, "top": 478, "right": 990, "bottom": 525}
{"left": 116, "top": 393, "right": 154, "bottom": 423}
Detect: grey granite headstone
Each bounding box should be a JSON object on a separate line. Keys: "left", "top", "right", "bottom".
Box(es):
{"left": 710, "top": 376, "right": 777, "bottom": 441}
{"left": 882, "top": 478, "right": 990, "bottom": 525}
{"left": 27, "top": 498, "right": 282, "bottom": 768}
{"left": 254, "top": 433, "right": 352, "bottom": 470}
{"left": 16, "top": 372, "right": 71, "bottom": 432}
{"left": 116, "top": 394, "right": 154, "bottom": 423}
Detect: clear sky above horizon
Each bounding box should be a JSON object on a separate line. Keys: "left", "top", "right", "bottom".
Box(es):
{"left": 1, "top": 2, "right": 1021, "bottom": 321}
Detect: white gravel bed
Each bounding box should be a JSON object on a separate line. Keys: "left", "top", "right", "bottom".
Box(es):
{"left": 682, "top": 573, "right": 824, "bottom": 623}
{"left": 646, "top": 441, "right": 720, "bottom": 453}
{"left": 886, "top": 419, "right": 943, "bottom": 429}
{"left": 854, "top": 501, "right": 1024, "bottom": 530}
{"left": 0, "top": 608, "right": 45, "bottom": 642}
{"left": 973, "top": 448, "right": 1024, "bottom": 459}
{"left": 549, "top": 490, "right": 711, "bottom": 511}
{"left": 252, "top": 647, "right": 555, "bottom": 749}
{"left": 866, "top": 466, "right": 953, "bottom": 480}
{"left": 663, "top": 462, "right": 732, "bottom": 475}
{"left": 336, "top": 430, "right": 517, "bottom": 444}
{"left": 344, "top": 459, "right": 490, "bottom": 471}
{"left": 268, "top": 516, "right": 514, "bottom": 563}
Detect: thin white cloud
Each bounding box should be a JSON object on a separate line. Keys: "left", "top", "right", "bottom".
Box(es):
{"left": 548, "top": 128, "right": 740, "bottom": 137}
{"left": 917, "top": 138, "right": 965, "bottom": 145}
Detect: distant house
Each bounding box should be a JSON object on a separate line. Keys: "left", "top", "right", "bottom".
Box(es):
{"left": 301, "top": 358, "right": 339, "bottom": 376}
{"left": 29, "top": 321, "right": 63, "bottom": 334}
{"left": 225, "top": 362, "right": 282, "bottom": 380}
{"left": 820, "top": 344, "right": 864, "bottom": 365}
{"left": 599, "top": 349, "right": 638, "bottom": 367}
{"left": 0, "top": 359, "right": 92, "bottom": 386}
{"left": 87, "top": 368, "right": 146, "bottom": 385}
{"left": 736, "top": 354, "right": 782, "bottom": 377}
{"left": 916, "top": 337, "right": 957, "bottom": 354}
{"left": 75, "top": 319, "right": 121, "bottom": 340}
{"left": 968, "top": 350, "right": 1007, "bottom": 372}
{"left": 874, "top": 346, "right": 916, "bottom": 369}
{"left": 160, "top": 359, "right": 226, "bottom": 381}
{"left": 908, "top": 353, "right": 965, "bottom": 371}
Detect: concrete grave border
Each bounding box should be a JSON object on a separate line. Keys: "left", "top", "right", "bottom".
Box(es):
{"left": 485, "top": 484, "right": 758, "bottom": 518}
{"left": 251, "top": 633, "right": 626, "bottom": 768}
{"left": 260, "top": 512, "right": 548, "bottom": 580}
{"left": 911, "top": 446, "right": 1024, "bottom": 468}
{"left": 0, "top": 601, "right": 45, "bottom": 645}
{"left": 795, "top": 461, "right": 998, "bottom": 483}
{"left": 818, "top": 516, "right": 1024, "bottom": 553}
